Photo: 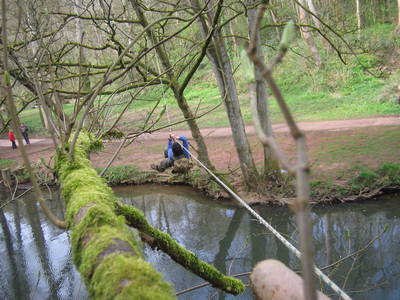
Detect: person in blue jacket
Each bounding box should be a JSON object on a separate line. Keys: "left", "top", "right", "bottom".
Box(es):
{"left": 151, "top": 134, "right": 190, "bottom": 172}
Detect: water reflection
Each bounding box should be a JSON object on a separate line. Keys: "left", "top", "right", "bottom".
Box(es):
{"left": 0, "top": 188, "right": 87, "bottom": 300}
{"left": 116, "top": 185, "right": 400, "bottom": 300}
{"left": 1, "top": 183, "right": 399, "bottom": 300}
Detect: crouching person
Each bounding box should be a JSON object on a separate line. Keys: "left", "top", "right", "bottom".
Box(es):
{"left": 151, "top": 134, "right": 191, "bottom": 173}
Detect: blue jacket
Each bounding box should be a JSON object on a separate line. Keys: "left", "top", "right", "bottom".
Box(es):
{"left": 167, "top": 136, "right": 190, "bottom": 160}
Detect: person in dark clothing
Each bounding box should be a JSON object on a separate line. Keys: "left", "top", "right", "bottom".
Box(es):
{"left": 8, "top": 130, "right": 17, "bottom": 149}
{"left": 151, "top": 134, "right": 190, "bottom": 172}
{"left": 20, "top": 124, "right": 30, "bottom": 144}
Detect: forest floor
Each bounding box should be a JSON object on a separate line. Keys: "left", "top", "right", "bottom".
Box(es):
{"left": 1, "top": 116, "right": 399, "bottom": 188}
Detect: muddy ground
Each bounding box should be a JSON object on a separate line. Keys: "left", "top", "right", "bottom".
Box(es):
{"left": 1, "top": 116, "right": 399, "bottom": 185}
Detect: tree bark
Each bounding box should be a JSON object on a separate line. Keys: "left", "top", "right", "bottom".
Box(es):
{"left": 189, "top": 0, "right": 260, "bottom": 190}
{"left": 130, "top": 0, "right": 214, "bottom": 169}
{"left": 397, "top": 0, "right": 400, "bottom": 31}
{"left": 247, "top": 2, "right": 280, "bottom": 177}
{"left": 296, "top": 0, "right": 322, "bottom": 68}
{"left": 356, "top": 0, "right": 361, "bottom": 37}
{"left": 305, "top": 0, "right": 332, "bottom": 51}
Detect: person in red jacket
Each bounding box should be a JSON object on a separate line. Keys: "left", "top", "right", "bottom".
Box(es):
{"left": 8, "top": 129, "right": 17, "bottom": 149}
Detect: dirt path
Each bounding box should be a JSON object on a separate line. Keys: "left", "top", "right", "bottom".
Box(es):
{"left": 128, "top": 116, "right": 400, "bottom": 141}
{"left": 1, "top": 116, "right": 399, "bottom": 179}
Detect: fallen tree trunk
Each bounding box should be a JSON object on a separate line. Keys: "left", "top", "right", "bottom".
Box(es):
{"left": 55, "top": 133, "right": 175, "bottom": 299}
{"left": 116, "top": 202, "right": 245, "bottom": 295}
{"left": 55, "top": 132, "right": 244, "bottom": 299}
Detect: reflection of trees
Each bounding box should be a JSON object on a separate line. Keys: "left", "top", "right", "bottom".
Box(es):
{"left": 118, "top": 186, "right": 400, "bottom": 299}
{"left": 0, "top": 189, "right": 86, "bottom": 300}
{"left": 25, "top": 198, "right": 60, "bottom": 300}
{"left": 0, "top": 197, "right": 30, "bottom": 299}
{"left": 214, "top": 209, "right": 245, "bottom": 300}
{"left": 250, "top": 207, "right": 266, "bottom": 268}
{"left": 13, "top": 198, "right": 22, "bottom": 247}
{"left": 310, "top": 204, "right": 400, "bottom": 297}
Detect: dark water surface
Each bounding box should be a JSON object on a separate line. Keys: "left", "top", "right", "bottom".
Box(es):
{"left": 0, "top": 184, "right": 399, "bottom": 299}
{"left": 0, "top": 188, "right": 88, "bottom": 300}
{"left": 116, "top": 185, "right": 400, "bottom": 300}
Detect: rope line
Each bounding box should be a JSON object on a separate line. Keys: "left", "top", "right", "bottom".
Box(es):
{"left": 178, "top": 142, "right": 352, "bottom": 300}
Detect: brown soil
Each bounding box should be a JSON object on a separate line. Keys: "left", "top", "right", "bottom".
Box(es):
{"left": 1, "top": 116, "right": 400, "bottom": 186}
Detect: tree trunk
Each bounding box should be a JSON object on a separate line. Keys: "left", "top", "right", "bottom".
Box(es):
{"left": 356, "top": 0, "right": 361, "bottom": 37}
{"left": 269, "top": 8, "right": 281, "bottom": 40}
{"left": 397, "top": 0, "right": 400, "bottom": 31}
{"left": 189, "top": 0, "right": 260, "bottom": 190}
{"left": 247, "top": 3, "right": 280, "bottom": 178}
{"left": 130, "top": 0, "right": 214, "bottom": 169}
{"left": 228, "top": 17, "right": 239, "bottom": 56}
{"left": 296, "top": 0, "right": 322, "bottom": 67}
{"left": 74, "top": 0, "right": 95, "bottom": 128}
{"left": 305, "top": 0, "right": 332, "bottom": 51}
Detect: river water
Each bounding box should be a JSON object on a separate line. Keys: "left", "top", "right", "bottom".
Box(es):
{"left": 0, "top": 184, "right": 399, "bottom": 299}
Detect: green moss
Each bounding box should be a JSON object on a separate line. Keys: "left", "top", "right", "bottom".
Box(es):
{"left": 116, "top": 203, "right": 245, "bottom": 295}
{"left": 70, "top": 204, "right": 124, "bottom": 265}
{"left": 79, "top": 226, "right": 142, "bottom": 281}
{"left": 66, "top": 187, "right": 115, "bottom": 224}
{"left": 62, "top": 167, "right": 110, "bottom": 200}
{"left": 55, "top": 132, "right": 176, "bottom": 299}
{"left": 90, "top": 254, "right": 175, "bottom": 300}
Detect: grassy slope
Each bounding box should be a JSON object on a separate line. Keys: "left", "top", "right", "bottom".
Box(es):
{"left": 19, "top": 24, "right": 400, "bottom": 135}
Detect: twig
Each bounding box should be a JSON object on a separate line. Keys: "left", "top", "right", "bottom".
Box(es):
{"left": 175, "top": 272, "right": 251, "bottom": 296}
{"left": 247, "top": 3, "right": 318, "bottom": 299}
{"left": 0, "top": 187, "right": 33, "bottom": 210}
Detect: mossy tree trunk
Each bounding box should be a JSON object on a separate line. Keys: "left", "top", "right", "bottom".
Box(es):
{"left": 55, "top": 134, "right": 176, "bottom": 299}
{"left": 55, "top": 133, "right": 244, "bottom": 299}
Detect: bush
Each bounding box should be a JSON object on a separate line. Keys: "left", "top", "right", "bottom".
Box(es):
{"left": 351, "top": 169, "right": 379, "bottom": 190}
{"left": 377, "top": 163, "right": 400, "bottom": 184}
{"left": 99, "top": 165, "right": 153, "bottom": 186}
{"left": 350, "top": 163, "right": 400, "bottom": 191}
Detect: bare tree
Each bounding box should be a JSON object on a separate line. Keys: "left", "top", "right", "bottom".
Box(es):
{"left": 356, "top": 0, "right": 361, "bottom": 37}
{"left": 305, "top": 0, "right": 332, "bottom": 51}
{"left": 246, "top": 0, "right": 281, "bottom": 179}
{"left": 129, "top": 0, "right": 214, "bottom": 169}
{"left": 189, "top": 0, "right": 261, "bottom": 191}
{"left": 296, "top": 0, "right": 322, "bottom": 67}
{"left": 396, "top": 0, "right": 400, "bottom": 31}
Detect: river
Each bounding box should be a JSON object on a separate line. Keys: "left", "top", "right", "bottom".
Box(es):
{"left": 0, "top": 184, "right": 399, "bottom": 299}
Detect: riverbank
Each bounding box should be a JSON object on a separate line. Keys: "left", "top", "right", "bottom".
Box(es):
{"left": 1, "top": 117, "right": 399, "bottom": 204}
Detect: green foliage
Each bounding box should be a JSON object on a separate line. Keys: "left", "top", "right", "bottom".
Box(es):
{"left": 101, "top": 128, "right": 125, "bottom": 140}
{"left": 100, "top": 165, "right": 154, "bottom": 186}
{"left": 350, "top": 163, "right": 400, "bottom": 191}
{"left": 351, "top": 169, "right": 379, "bottom": 190}
{"left": 239, "top": 49, "right": 255, "bottom": 84}
{"left": 279, "top": 20, "right": 295, "bottom": 50}
{"left": 0, "top": 158, "right": 15, "bottom": 169}
{"left": 377, "top": 163, "right": 400, "bottom": 184}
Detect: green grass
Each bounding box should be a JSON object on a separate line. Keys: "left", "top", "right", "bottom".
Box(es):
{"left": 350, "top": 163, "right": 400, "bottom": 191}
{"left": 14, "top": 23, "right": 400, "bottom": 133}
{"left": 312, "top": 128, "right": 400, "bottom": 169}
{"left": 0, "top": 158, "right": 15, "bottom": 169}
